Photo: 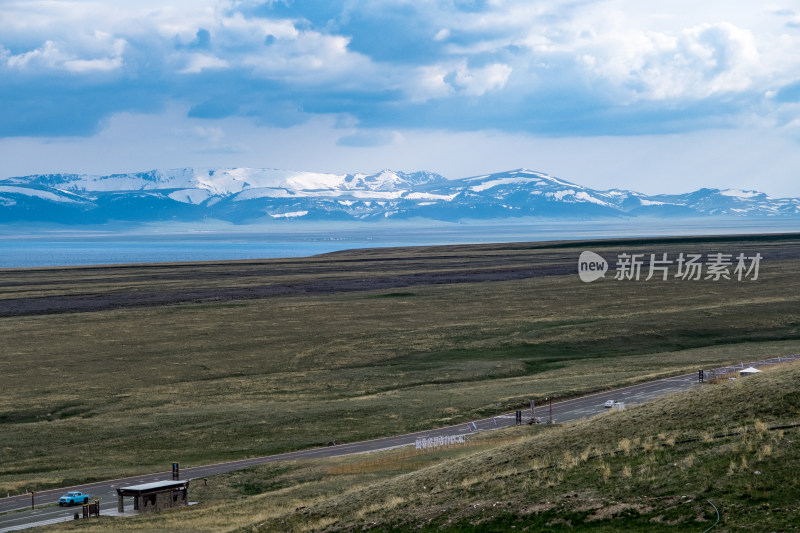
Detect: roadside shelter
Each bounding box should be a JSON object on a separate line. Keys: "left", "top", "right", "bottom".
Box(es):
{"left": 739, "top": 367, "right": 762, "bottom": 377}
{"left": 116, "top": 480, "right": 190, "bottom": 513}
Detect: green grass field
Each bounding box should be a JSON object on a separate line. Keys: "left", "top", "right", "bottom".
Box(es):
{"left": 266, "top": 359, "right": 800, "bottom": 532}
{"left": 45, "top": 357, "right": 800, "bottom": 532}
{"left": 1, "top": 234, "right": 799, "bottom": 501}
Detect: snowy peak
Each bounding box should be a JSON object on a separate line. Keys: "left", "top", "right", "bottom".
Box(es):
{"left": 719, "top": 189, "right": 769, "bottom": 199}
{"left": 459, "top": 169, "right": 588, "bottom": 192}
{"left": 1, "top": 167, "right": 798, "bottom": 224}
{"left": 10, "top": 169, "right": 200, "bottom": 193}
{"left": 452, "top": 169, "right": 616, "bottom": 208}
{"left": 343, "top": 170, "right": 447, "bottom": 192}
{"left": 6, "top": 168, "right": 449, "bottom": 198}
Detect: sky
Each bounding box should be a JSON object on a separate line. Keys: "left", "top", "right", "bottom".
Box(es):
{"left": 1, "top": 0, "right": 800, "bottom": 196}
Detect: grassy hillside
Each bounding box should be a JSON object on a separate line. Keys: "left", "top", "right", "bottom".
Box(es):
{"left": 289, "top": 361, "right": 800, "bottom": 532}
{"left": 49, "top": 360, "right": 800, "bottom": 532}
{"left": 2, "top": 235, "right": 800, "bottom": 494}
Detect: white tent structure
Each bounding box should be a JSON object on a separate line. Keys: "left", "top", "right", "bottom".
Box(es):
{"left": 739, "top": 367, "right": 762, "bottom": 377}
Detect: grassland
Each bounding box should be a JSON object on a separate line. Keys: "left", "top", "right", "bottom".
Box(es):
{"left": 44, "top": 358, "right": 800, "bottom": 532}
{"left": 1, "top": 234, "right": 800, "bottom": 499}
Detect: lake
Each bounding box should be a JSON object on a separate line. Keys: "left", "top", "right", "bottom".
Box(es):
{"left": 1, "top": 218, "right": 798, "bottom": 268}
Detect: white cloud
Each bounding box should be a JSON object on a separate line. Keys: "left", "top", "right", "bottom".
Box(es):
{"left": 412, "top": 64, "right": 455, "bottom": 101}
{"left": 214, "top": 11, "right": 299, "bottom": 44}
{"left": 433, "top": 28, "right": 450, "bottom": 41}
{"left": 1, "top": 0, "right": 800, "bottom": 199}
{"left": 0, "top": 1, "right": 213, "bottom": 43}
{"left": 453, "top": 62, "right": 513, "bottom": 96}
{"left": 576, "top": 21, "right": 762, "bottom": 100}
{"left": 411, "top": 61, "right": 512, "bottom": 100}
{"left": 0, "top": 0, "right": 795, "bottom": 105}
{"left": 6, "top": 40, "right": 68, "bottom": 69}
{"left": 0, "top": 2, "right": 366, "bottom": 81}
{"left": 242, "top": 31, "right": 368, "bottom": 82}
{"left": 426, "top": 1, "right": 797, "bottom": 104}
{"left": 65, "top": 34, "right": 128, "bottom": 72}
{"left": 179, "top": 53, "right": 229, "bottom": 74}
{"left": 4, "top": 28, "right": 127, "bottom": 73}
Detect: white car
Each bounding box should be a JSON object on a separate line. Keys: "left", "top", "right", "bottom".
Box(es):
{"left": 604, "top": 399, "right": 615, "bottom": 408}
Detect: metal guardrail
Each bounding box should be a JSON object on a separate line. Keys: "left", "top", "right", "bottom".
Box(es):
{"left": 704, "top": 354, "right": 800, "bottom": 380}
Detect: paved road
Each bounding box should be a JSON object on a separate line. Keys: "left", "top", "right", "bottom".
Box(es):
{"left": 0, "top": 371, "right": 700, "bottom": 532}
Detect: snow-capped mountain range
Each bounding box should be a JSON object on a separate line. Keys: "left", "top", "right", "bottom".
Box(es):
{"left": 1, "top": 167, "right": 799, "bottom": 224}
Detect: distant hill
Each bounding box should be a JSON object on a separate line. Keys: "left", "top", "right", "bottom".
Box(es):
{"left": 2, "top": 167, "right": 799, "bottom": 224}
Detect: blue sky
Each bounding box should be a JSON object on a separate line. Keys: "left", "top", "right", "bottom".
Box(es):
{"left": 1, "top": 0, "right": 800, "bottom": 195}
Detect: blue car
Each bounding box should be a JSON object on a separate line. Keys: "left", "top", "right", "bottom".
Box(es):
{"left": 58, "top": 491, "right": 89, "bottom": 506}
